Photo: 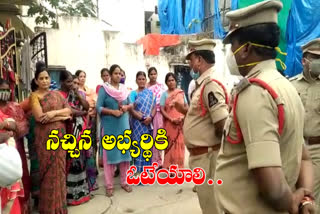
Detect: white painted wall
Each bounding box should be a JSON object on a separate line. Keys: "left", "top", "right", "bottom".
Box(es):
{"left": 21, "top": 14, "right": 170, "bottom": 91}
{"left": 143, "top": 0, "right": 157, "bottom": 11}
{"left": 98, "top": 0, "right": 145, "bottom": 43}
{"left": 104, "top": 31, "right": 170, "bottom": 90}
{"left": 20, "top": 0, "right": 238, "bottom": 94}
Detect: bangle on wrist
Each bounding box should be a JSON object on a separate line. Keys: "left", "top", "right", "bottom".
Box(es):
{"left": 300, "top": 201, "right": 314, "bottom": 209}
{"left": 4, "top": 120, "right": 9, "bottom": 129}
{"left": 299, "top": 196, "right": 315, "bottom": 209}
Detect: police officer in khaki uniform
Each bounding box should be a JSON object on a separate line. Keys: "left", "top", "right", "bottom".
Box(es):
{"left": 291, "top": 38, "right": 320, "bottom": 211}
{"left": 214, "top": 1, "right": 315, "bottom": 213}
{"left": 183, "top": 39, "right": 229, "bottom": 214}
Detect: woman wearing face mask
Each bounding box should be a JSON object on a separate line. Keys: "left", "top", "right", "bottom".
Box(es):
{"left": 146, "top": 67, "right": 166, "bottom": 168}
{"left": 120, "top": 69, "right": 132, "bottom": 91}
{"left": 0, "top": 78, "right": 29, "bottom": 214}
{"left": 96, "top": 64, "right": 133, "bottom": 197}
{"left": 160, "top": 73, "right": 188, "bottom": 169}
{"left": 30, "top": 66, "right": 72, "bottom": 214}
{"left": 130, "top": 71, "right": 156, "bottom": 173}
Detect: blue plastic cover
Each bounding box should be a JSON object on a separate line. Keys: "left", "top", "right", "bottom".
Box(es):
{"left": 285, "top": 0, "right": 320, "bottom": 77}
{"left": 214, "top": 0, "right": 227, "bottom": 39}
{"left": 184, "top": 0, "right": 204, "bottom": 34}
{"left": 231, "top": 0, "right": 239, "bottom": 11}
{"left": 158, "top": 0, "right": 186, "bottom": 34}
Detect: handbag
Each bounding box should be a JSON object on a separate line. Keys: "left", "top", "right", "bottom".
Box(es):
{"left": 0, "top": 138, "right": 22, "bottom": 187}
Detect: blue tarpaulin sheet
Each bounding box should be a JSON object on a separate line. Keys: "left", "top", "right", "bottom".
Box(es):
{"left": 215, "top": 0, "right": 238, "bottom": 39}
{"left": 231, "top": 0, "right": 239, "bottom": 11}
{"left": 214, "top": 0, "right": 227, "bottom": 39}
{"left": 184, "top": 0, "right": 204, "bottom": 34}
{"left": 285, "top": 0, "right": 320, "bottom": 77}
{"left": 158, "top": 0, "right": 185, "bottom": 34}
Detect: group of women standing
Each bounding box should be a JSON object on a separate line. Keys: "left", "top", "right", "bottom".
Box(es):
{"left": 1, "top": 62, "right": 100, "bottom": 214}
{"left": 0, "top": 62, "right": 188, "bottom": 214}
{"left": 96, "top": 65, "right": 188, "bottom": 197}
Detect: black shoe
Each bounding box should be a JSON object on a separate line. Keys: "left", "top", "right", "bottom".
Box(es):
{"left": 114, "top": 168, "right": 120, "bottom": 177}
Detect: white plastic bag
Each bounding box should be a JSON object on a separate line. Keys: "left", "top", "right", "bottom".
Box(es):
{"left": 0, "top": 140, "right": 22, "bottom": 187}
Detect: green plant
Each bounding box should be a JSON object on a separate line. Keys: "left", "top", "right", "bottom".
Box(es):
{"left": 27, "top": 0, "right": 97, "bottom": 28}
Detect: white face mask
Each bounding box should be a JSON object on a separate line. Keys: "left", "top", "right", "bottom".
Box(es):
{"left": 226, "top": 46, "right": 241, "bottom": 76}
{"left": 306, "top": 58, "right": 320, "bottom": 78}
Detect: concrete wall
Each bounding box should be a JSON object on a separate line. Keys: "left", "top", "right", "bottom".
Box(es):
{"left": 103, "top": 30, "right": 170, "bottom": 89}
{"left": 98, "top": 0, "right": 145, "bottom": 43}
{"left": 20, "top": 0, "right": 238, "bottom": 93}
{"left": 21, "top": 14, "right": 171, "bottom": 90}
{"left": 143, "top": 0, "right": 157, "bottom": 11}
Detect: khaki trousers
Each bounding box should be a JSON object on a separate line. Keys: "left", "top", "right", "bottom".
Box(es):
{"left": 189, "top": 149, "right": 220, "bottom": 214}
{"left": 308, "top": 145, "right": 320, "bottom": 213}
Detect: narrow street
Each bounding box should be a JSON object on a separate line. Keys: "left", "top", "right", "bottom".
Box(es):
{"left": 68, "top": 150, "right": 202, "bottom": 214}
{"left": 68, "top": 172, "right": 201, "bottom": 214}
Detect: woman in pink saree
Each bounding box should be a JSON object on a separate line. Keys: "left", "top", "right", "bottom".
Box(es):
{"left": 160, "top": 73, "right": 188, "bottom": 169}
{"left": 147, "top": 67, "right": 166, "bottom": 167}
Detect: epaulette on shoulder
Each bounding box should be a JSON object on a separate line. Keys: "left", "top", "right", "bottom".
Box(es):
{"left": 235, "top": 78, "right": 251, "bottom": 93}
{"left": 203, "top": 76, "right": 213, "bottom": 86}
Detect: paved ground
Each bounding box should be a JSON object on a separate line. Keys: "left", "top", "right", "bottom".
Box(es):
{"left": 30, "top": 150, "right": 203, "bottom": 214}
{"left": 67, "top": 169, "right": 202, "bottom": 214}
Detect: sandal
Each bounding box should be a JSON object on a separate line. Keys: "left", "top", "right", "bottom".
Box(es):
{"left": 106, "top": 188, "right": 114, "bottom": 197}
{"left": 192, "top": 186, "right": 197, "bottom": 193}
{"left": 99, "top": 159, "right": 104, "bottom": 168}
{"left": 90, "top": 193, "right": 95, "bottom": 199}
{"left": 121, "top": 184, "right": 132, "bottom": 193}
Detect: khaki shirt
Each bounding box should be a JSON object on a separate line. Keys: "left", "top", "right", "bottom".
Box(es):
{"left": 215, "top": 60, "right": 304, "bottom": 214}
{"left": 183, "top": 66, "right": 229, "bottom": 148}
{"left": 291, "top": 74, "right": 320, "bottom": 137}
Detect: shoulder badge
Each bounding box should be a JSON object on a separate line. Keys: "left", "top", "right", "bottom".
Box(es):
{"left": 208, "top": 91, "right": 218, "bottom": 108}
